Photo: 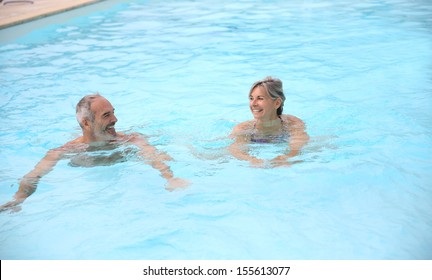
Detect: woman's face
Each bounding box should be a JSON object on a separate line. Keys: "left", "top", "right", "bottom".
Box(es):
{"left": 249, "top": 86, "right": 281, "bottom": 122}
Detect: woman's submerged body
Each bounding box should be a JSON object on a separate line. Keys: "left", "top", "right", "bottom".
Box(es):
{"left": 229, "top": 77, "right": 309, "bottom": 167}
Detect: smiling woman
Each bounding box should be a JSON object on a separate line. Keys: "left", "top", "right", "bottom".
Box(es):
{"left": 229, "top": 77, "right": 309, "bottom": 167}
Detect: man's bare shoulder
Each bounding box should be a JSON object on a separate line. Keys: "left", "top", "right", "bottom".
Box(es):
{"left": 58, "top": 137, "right": 88, "bottom": 152}
{"left": 118, "top": 132, "right": 151, "bottom": 148}
{"left": 67, "top": 136, "right": 84, "bottom": 145}
{"left": 120, "top": 132, "right": 146, "bottom": 141}
{"left": 36, "top": 138, "right": 86, "bottom": 161}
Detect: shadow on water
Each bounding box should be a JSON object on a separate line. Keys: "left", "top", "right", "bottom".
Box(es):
{"left": 66, "top": 143, "right": 139, "bottom": 168}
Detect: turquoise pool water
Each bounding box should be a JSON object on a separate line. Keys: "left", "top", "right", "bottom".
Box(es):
{"left": 0, "top": 0, "right": 431, "bottom": 259}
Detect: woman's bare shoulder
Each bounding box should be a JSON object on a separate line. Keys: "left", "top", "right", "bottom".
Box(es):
{"left": 282, "top": 114, "right": 305, "bottom": 127}
{"left": 231, "top": 120, "right": 253, "bottom": 133}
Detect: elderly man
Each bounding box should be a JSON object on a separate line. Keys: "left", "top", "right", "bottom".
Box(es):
{"left": 1, "top": 94, "right": 188, "bottom": 212}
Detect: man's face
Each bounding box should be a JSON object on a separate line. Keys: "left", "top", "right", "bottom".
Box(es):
{"left": 89, "top": 97, "right": 118, "bottom": 141}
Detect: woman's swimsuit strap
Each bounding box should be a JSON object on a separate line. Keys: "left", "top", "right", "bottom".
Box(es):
{"left": 250, "top": 116, "right": 289, "bottom": 143}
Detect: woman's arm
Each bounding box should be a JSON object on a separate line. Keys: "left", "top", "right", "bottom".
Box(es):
{"left": 271, "top": 115, "right": 309, "bottom": 166}
{"left": 228, "top": 122, "right": 266, "bottom": 168}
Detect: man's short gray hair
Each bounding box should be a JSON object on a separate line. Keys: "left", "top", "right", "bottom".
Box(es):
{"left": 76, "top": 93, "right": 101, "bottom": 128}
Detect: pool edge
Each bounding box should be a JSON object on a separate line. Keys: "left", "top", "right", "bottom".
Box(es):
{"left": 0, "top": 0, "right": 106, "bottom": 29}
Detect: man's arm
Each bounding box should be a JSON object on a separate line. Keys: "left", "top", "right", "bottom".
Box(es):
{"left": 1, "top": 148, "right": 63, "bottom": 212}
{"left": 128, "top": 133, "right": 189, "bottom": 190}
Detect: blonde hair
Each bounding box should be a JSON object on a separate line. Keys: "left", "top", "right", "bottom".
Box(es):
{"left": 250, "top": 76, "right": 286, "bottom": 115}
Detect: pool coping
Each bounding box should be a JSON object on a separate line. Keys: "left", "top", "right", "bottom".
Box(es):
{"left": 0, "top": 0, "right": 105, "bottom": 29}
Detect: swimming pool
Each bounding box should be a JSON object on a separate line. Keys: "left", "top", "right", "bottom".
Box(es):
{"left": 0, "top": 0, "right": 431, "bottom": 259}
